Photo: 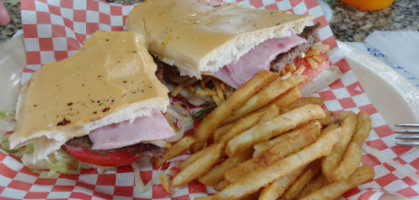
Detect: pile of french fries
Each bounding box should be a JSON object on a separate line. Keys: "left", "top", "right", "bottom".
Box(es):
{"left": 152, "top": 71, "right": 375, "bottom": 200}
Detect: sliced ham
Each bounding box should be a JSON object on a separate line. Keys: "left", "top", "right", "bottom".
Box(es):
{"left": 213, "top": 34, "right": 306, "bottom": 88}
{"left": 89, "top": 110, "right": 175, "bottom": 150}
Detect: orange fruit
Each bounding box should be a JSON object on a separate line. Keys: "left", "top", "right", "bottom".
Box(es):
{"left": 341, "top": 0, "right": 395, "bottom": 11}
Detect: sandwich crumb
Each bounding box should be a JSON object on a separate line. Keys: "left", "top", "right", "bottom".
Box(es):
{"left": 67, "top": 102, "right": 73, "bottom": 106}
{"left": 102, "top": 107, "right": 110, "bottom": 113}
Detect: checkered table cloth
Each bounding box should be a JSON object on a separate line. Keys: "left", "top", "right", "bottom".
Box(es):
{"left": 0, "top": 0, "right": 418, "bottom": 199}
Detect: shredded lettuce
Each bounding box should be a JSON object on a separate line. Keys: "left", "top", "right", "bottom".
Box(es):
{"left": 1, "top": 133, "right": 33, "bottom": 154}
{"left": 42, "top": 149, "right": 81, "bottom": 178}
{"left": 1, "top": 134, "right": 18, "bottom": 153}
{"left": 0, "top": 110, "right": 15, "bottom": 119}
{"left": 0, "top": 110, "right": 16, "bottom": 132}
{"left": 190, "top": 105, "right": 216, "bottom": 120}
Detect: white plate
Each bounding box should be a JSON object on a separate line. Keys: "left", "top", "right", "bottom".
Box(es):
{"left": 338, "top": 41, "right": 419, "bottom": 130}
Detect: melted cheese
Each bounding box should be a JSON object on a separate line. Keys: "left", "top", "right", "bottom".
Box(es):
{"left": 11, "top": 31, "right": 169, "bottom": 146}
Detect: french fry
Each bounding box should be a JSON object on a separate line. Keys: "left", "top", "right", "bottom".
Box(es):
{"left": 199, "top": 149, "right": 253, "bottom": 186}
{"left": 300, "top": 165, "right": 375, "bottom": 200}
{"left": 178, "top": 146, "right": 207, "bottom": 170}
{"left": 330, "top": 111, "right": 372, "bottom": 182}
{"left": 296, "top": 175, "right": 329, "bottom": 199}
{"left": 151, "top": 136, "right": 195, "bottom": 167}
{"left": 253, "top": 120, "right": 322, "bottom": 156}
{"left": 259, "top": 166, "right": 306, "bottom": 200}
{"left": 257, "top": 104, "right": 280, "bottom": 124}
{"left": 224, "top": 75, "right": 307, "bottom": 124}
{"left": 218, "top": 105, "right": 276, "bottom": 144}
{"left": 213, "top": 123, "right": 236, "bottom": 143}
{"left": 283, "top": 161, "right": 321, "bottom": 200}
{"left": 172, "top": 143, "right": 223, "bottom": 187}
{"left": 206, "top": 124, "right": 340, "bottom": 200}
{"left": 242, "top": 190, "right": 261, "bottom": 200}
{"left": 270, "top": 87, "right": 302, "bottom": 108}
{"left": 160, "top": 174, "right": 171, "bottom": 194}
{"left": 318, "top": 110, "right": 333, "bottom": 126}
{"left": 225, "top": 104, "right": 326, "bottom": 156}
{"left": 171, "top": 84, "right": 184, "bottom": 97}
{"left": 224, "top": 121, "right": 322, "bottom": 183}
{"left": 213, "top": 179, "right": 229, "bottom": 191}
{"left": 322, "top": 111, "right": 357, "bottom": 182}
{"left": 192, "top": 71, "right": 279, "bottom": 152}
{"left": 288, "top": 96, "right": 324, "bottom": 110}
{"left": 253, "top": 132, "right": 297, "bottom": 157}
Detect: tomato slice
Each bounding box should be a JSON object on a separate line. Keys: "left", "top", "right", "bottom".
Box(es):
{"left": 63, "top": 145, "right": 142, "bottom": 167}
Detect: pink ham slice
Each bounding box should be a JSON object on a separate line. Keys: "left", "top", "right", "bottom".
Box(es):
{"left": 89, "top": 110, "right": 175, "bottom": 150}
{"left": 213, "top": 34, "right": 306, "bottom": 89}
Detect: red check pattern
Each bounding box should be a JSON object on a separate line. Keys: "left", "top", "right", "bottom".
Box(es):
{"left": 0, "top": 0, "right": 417, "bottom": 199}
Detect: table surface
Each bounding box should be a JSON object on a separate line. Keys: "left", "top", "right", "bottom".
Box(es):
{"left": 0, "top": 0, "right": 418, "bottom": 43}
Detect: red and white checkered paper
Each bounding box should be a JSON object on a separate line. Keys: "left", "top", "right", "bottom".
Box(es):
{"left": 1, "top": 0, "right": 418, "bottom": 199}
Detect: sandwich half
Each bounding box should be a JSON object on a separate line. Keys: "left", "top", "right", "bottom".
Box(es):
{"left": 8, "top": 31, "right": 176, "bottom": 173}
{"left": 125, "top": 0, "right": 341, "bottom": 106}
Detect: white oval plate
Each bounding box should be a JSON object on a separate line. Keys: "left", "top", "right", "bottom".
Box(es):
{"left": 338, "top": 41, "right": 419, "bottom": 130}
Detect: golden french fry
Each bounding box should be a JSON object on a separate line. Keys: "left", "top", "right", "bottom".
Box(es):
{"left": 178, "top": 146, "right": 207, "bottom": 170}
{"left": 296, "top": 175, "right": 329, "bottom": 199}
{"left": 288, "top": 96, "right": 324, "bottom": 110}
{"left": 218, "top": 105, "right": 276, "bottom": 144}
{"left": 195, "top": 196, "right": 211, "bottom": 200}
{"left": 172, "top": 143, "right": 223, "bottom": 187}
{"left": 283, "top": 161, "right": 321, "bottom": 200}
{"left": 192, "top": 71, "right": 279, "bottom": 152}
{"left": 226, "top": 104, "right": 326, "bottom": 157}
{"left": 224, "top": 121, "right": 322, "bottom": 183}
{"left": 300, "top": 165, "right": 375, "bottom": 200}
{"left": 207, "top": 124, "right": 340, "bottom": 200}
{"left": 331, "top": 111, "right": 372, "bottom": 182}
{"left": 224, "top": 75, "right": 307, "bottom": 124}
{"left": 199, "top": 149, "right": 253, "bottom": 186}
{"left": 259, "top": 166, "right": 306, "bottom": 200}
{"left": 253, "top": 120, "right": 321, "bottom": 156}
{"left": 196, "top": 188, "right": 261, "bottom": 200}
{"left": 213, "top": 123, "right": 236, "bottom": 143}
{"left": 151, "top": 136, "right": 195, "bottom": 167}
{"left": 270, "top": 87, "right": 302, "bottom": 108}
{"left": 241, "top": 190, "right": 261, "bottom": 200}
{"left": 213, "top": 179, "right": 229, "bottom": 191}
{"left": 322, "top": 111, "right": 357, "bottom": 182}
{"left": 318, "top": 110, "right": 333, "bottom": 126}
{"left": 258, "top": 104, "right": 280, "bottom": 124}
{"left": 160, "top": 174, "right": 171, "bottom": 194}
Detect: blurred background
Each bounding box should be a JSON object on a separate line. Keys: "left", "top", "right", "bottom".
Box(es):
{"left": 1, "top": 0, "right": 418, "bottom": 43}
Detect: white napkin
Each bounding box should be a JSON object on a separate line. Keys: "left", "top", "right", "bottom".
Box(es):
{"left": 346, "top": 30, "right": 419, "bottom": 87}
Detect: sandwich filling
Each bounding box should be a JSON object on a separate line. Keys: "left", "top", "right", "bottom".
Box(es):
{"left": 65, "top": 110, "right": 174, "bottom": 158}
{"left": 157, "top": 24, "right": 324, "bottom": 106}
{"left": 213, "top": 33, "right": 306, "bottom": 89}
